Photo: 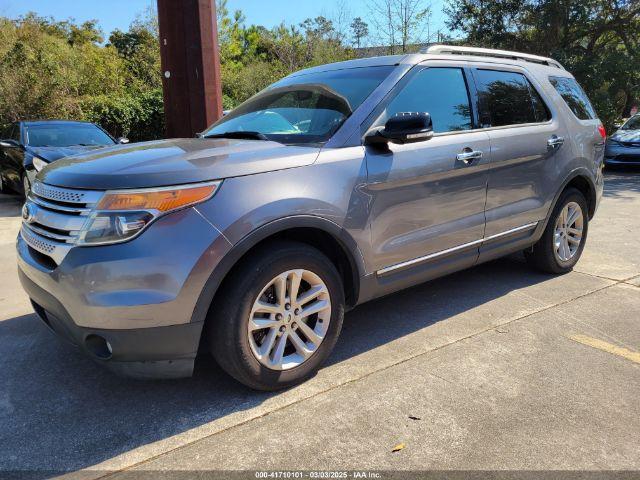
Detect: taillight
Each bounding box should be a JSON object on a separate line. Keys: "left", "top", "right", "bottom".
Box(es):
{"left": 597, "top": 124, "right": 606, "bottom": 139}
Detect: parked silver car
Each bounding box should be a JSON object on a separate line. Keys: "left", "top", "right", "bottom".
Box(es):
{"left": 17, "top": 46, "right": 605, "bottom": 390}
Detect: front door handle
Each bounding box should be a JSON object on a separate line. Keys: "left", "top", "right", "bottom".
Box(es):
{"left": 547, "top": 135, "right": 565, "bottom": 148}
{"left": 456, "top": 149, "right": 483, "bottom": 164}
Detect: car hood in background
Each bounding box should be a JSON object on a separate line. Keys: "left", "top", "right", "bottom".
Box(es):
{"left": 610, "top": 129, "right": 640, "bottom": 143}
{"left": 27, "top": 145, "right": 108, "bottom": 163}
{"left": 38, "top": 138, "right": 321, "bottom": 190}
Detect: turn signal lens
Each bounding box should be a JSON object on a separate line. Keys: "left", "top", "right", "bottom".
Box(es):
{"left": 96, "top": 182, "right": 220, "bottom": 212}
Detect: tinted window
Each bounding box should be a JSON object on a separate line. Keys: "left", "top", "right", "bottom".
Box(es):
{"left": 376, "top": 67, "right": 472, "bottom": 133}
{"left": 549, "top": 76, "right": 596, "bottom": 120}
{"left": 10, "top": 123, "right": 20, "bottom": 141}
{"left": 25, "top": 124, "right": 115, "bottom": 147}
{"left": 623, "top": 115, "right": 640, "bottom": 130}
{"left": 475, "top": 69, "right": 550, "bottom": 127}
{"left": 205, "top": 66, "right": 394, "bottom": 145}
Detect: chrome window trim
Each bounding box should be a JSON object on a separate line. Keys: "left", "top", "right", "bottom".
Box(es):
{"left": 376, "top": 222, "right": 539, "bottom": 276}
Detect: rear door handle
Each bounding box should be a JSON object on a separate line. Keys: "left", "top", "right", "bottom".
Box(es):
{"left": 456, "top": 149, "right": 483, "bottom": 164}
{"left": 547, "top": 136, "right": 565, "bottom": 148}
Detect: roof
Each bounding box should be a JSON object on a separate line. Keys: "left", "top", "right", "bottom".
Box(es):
{"left": 287, "top": 45, "right": 565, "bottom": 79}
{"left": 287, "top": 54, "right": 410, "bottom": 77}
{"left": 424, "top": 45, "right": 565, "bottom": 69}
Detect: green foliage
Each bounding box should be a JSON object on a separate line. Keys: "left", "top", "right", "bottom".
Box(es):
{"left": 445, "top": 0, "right": 640, "bottom": 130}
{"left": 4, "top": 1, "right": 635, "bottom": 140}
{"left": 215, "top": 0, "right": 357, "bottom": 109}
{"left": 82, "top": 89, "right": 164, "bottom": 142}
{"left": 0, "top": 11, "right": 163, "bottom": 140}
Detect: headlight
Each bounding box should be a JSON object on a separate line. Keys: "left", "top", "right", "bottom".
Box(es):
{"left": 32, "top": 156, "right": 48, "bottom": 172}
{"left": 78, "top": 181, "right": 222, "bottom": 245}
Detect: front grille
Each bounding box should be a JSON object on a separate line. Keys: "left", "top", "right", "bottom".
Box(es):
{"left": 21, "top": 182, "right": 104, "bottom": 265}
{"left": 615, "top": 155, "right": 640, "bottom": 162}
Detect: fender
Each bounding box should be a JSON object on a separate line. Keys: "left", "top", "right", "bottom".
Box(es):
{"left": 538, "top": 167, "right": 597, "bottom": 238}
{"left": 190, "top": 215, "right": 365, "bottom": 324}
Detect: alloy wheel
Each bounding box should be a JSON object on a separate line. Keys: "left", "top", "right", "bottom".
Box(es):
{"left": 248, "top": 269, "right": 331, "bottom": 370}
{"left": 553, "top": 201, "right": 584, "bottom": 262}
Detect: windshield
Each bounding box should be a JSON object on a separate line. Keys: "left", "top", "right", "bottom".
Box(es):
{"left": 203, "top": 66, "right": 395, "bottom": 145}
{"left": 623, "top": 115, "right": 640, "bottom": 130}
{"left": 25, "top": 124, "right": 115, "bottom": 148}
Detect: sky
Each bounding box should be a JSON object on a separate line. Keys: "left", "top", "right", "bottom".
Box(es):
{"left": 0, "top": 0, "right": 448, "bottom": 43}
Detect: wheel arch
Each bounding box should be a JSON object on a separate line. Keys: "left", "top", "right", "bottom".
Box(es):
{"left": 543, "top": 169, "right": 597, "bottom": 231}
{"left": 191, "top": 216, "right": 364, "bottom": 329}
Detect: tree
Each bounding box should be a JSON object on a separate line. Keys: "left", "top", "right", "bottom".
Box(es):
{"left": 369, "top": 0, "right": 431, "bottom": 54}
{"left": 445, "top": 0, "right": 640, "bottom": 128}
{"left": 350, "top": 17, "right": 369, "bottom": 48}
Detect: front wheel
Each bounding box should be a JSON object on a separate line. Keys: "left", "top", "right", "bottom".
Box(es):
{"left": 525, "top": 188, "right": 589, "bottom": 274}
{"left": 209, "top": 242, "right": 345, "bottom": 390}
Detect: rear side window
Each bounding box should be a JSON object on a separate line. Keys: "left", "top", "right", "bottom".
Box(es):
{"left": 474, "top": 69, "right": 551, "bottom": 127}
{"left": 549, "top": 76, "right": 596, "bottom": 120}
{"left": 376, "top": 67, "right": 473, "bottom": 133}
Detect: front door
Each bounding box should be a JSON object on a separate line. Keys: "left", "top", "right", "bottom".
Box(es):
{"left": 365, "top": 64, "right": 490, "bottom": 279}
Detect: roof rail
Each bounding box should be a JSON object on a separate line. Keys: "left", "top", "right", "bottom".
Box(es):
{"left": 422, "top": 45, "right": 564, "bottom": 70}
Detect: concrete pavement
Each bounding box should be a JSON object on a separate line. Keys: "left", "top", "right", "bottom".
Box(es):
{"left": 0, "top": 171, "right": 638, "bottom": 478}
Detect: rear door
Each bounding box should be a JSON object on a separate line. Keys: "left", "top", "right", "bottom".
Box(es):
{"left": 470, "top": 66, "right": 569, "bottom": 243}
{"left": 365, "top": 63, "right": 490, "bottom": 278}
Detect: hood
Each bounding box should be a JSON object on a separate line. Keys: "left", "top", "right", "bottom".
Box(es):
{"left": 27, "top": 145, "right": 106, "bottom": 163}
{"left": 38, "top": 138, "right": 321, "bottom": 190}
{"left": 610, "top": 129, "right": 640, "bottom": 144}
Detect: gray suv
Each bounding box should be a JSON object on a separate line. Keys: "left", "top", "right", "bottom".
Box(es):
{"left": 17, "top": 46, "right": 605, "bottom": 390}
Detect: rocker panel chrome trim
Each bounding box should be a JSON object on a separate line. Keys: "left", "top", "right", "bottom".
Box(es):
{"left": 376, "top": 222, "right": 539, "bottom": 276}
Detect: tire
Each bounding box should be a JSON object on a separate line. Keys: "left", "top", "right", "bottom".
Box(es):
{"left": 524, "top": 187, "right": 589, "bottom": 274}
{"left": 209, "top": 241, "right": 345, "bottom": 391}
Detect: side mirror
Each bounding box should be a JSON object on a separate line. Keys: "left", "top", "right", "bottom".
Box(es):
{"left": 364, "top": 112, "right": 433, "bottom": 146}
{"left": 0, "top": 139, "right": 22, "bottom": 149}
{"left": 117, "top": 137, "right": 130, "bottom": 144}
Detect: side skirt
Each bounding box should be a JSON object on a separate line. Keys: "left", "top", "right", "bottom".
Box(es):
{"left": 357, "top": 222, "right": 539, "bottom": 304}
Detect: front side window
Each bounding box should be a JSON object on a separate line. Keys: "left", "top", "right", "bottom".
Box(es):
{"left": 375, "top": 67, "right": 473, "bottom": 133}
{"left": 25, "top": 124, "right": 115, "bottom": 148}
{"left": 203, "top": 66, "right": 394, "bottom": 145}
{"left": 475, "top": 69, "right": 550, "bottom": 127}
{"left": 548, "top": 76, "right": 596, "bottom": 120}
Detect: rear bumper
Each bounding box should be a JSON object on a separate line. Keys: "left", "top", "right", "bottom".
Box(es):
{"left": 20, "top": 268, "right": 204, "bottom": 379}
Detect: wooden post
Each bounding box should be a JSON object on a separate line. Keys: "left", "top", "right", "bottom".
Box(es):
{"left": 157, "top": 0, "right": 223, "bottom": 138}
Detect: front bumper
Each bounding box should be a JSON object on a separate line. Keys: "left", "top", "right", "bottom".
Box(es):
{"left": 604, "top": 144, "right": 640, "bottom": 166}
{"left": 21, "top": 268, "right": 203, "bottom": 378}
{"left": 16, "top": 206, "right": 232, "bottom": 379}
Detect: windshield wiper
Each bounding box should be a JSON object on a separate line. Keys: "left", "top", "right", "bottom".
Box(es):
{"left": 203, "top": 131, "right": 269, "bottom": 141}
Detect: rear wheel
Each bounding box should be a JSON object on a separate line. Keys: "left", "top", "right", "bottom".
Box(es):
{"left": 525, "top": 188, "right": 589, "bottom": 274}
{"left": 209, "top": 242, "right": 345, "bottom": 390}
